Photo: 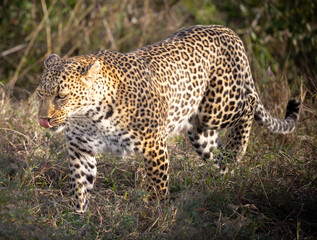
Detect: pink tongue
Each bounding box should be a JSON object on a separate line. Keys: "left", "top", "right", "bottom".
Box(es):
{"left": 39, "top": 118, "right": 52, "bottom": 128}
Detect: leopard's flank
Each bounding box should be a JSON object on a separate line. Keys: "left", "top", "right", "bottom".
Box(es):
{"left": 37, "top": 25, "right": 300, "bottom": 213}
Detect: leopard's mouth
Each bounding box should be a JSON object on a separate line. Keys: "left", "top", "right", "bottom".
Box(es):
{"left": 38, "top": 117, "right": 66, "bottom": 132}
{"left": 48, "top": 123, "right": 66, "bottom": 132}
{"left": 39, "top": 118, "right": 54, "bottom": 128}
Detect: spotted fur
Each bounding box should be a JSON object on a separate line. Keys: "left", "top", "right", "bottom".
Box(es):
{"left": 37, "top": 25, "right": 300, "bottom": 212}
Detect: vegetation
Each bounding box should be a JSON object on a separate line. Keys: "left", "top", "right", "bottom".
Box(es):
{"left": 0, "top": 0, "right": 316, "bottom": 239}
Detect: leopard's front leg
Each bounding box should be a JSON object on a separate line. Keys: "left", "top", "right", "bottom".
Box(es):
{"left": 66, "top": 135, "right": 97, "bottom": 213}
{"left": 142, "top": 137, "right": 169, "bottom": 201}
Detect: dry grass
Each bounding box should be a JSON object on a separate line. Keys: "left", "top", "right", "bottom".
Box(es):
{"left": 0, "top": 83, "right": 316, "bottom": 239}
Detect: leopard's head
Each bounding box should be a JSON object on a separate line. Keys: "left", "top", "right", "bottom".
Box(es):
{"left": 37, "top": 54, "right": 101, "bottom": 132}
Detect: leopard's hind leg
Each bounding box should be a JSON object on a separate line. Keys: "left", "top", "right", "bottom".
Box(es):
{"left": 221, "top": 94, "right": 257, "bottom": 163}
{"left": 187, "top": 116, "right": 224, "bottom": 170}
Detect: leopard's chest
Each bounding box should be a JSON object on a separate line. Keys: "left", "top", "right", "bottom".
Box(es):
{"left": 65, "top": 116, "right": 135, "bottom": 158}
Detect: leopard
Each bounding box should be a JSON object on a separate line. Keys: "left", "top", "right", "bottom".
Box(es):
{"left": 37, "top": 25, "right": 300, "bottom": 213}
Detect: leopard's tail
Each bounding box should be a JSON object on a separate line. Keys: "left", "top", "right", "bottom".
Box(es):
{"left": 254, "top": 98, "right": 300, "bottom": 134}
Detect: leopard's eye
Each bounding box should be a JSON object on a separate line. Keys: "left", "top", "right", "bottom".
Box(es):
{"left": 55, "top": 94, "right": 68, "bottom": 100}
{"left": 38, "top": 91, "right": 44, "bottom": 97}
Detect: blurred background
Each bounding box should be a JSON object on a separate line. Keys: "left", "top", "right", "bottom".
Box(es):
{"left": 0, "top": 0, "right": 316, "bottom": 102}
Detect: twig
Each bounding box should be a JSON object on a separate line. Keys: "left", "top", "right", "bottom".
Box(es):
{"left": 102, "top": 18, "right": 118, "bottom": 50}
{"left": 41, "top": 0, "right": 52, "bottom": 55}
{"left": 0, "top": 44, "right": 27, "bottom": 58}
{"left": 0, "top": 127, "right": 36, "bottom": 145}
{"left": 138, "top": 0, "right": 150, "bottom": 48}
{"left": 146, "top": 217, "right": 159, "bottom": 232}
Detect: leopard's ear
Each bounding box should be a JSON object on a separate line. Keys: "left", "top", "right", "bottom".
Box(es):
{"left": 81, "top": 61, "right": 101, "bottom": 88}
{"left": 44, "top": 54, "right": 60, "bottom": 68}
